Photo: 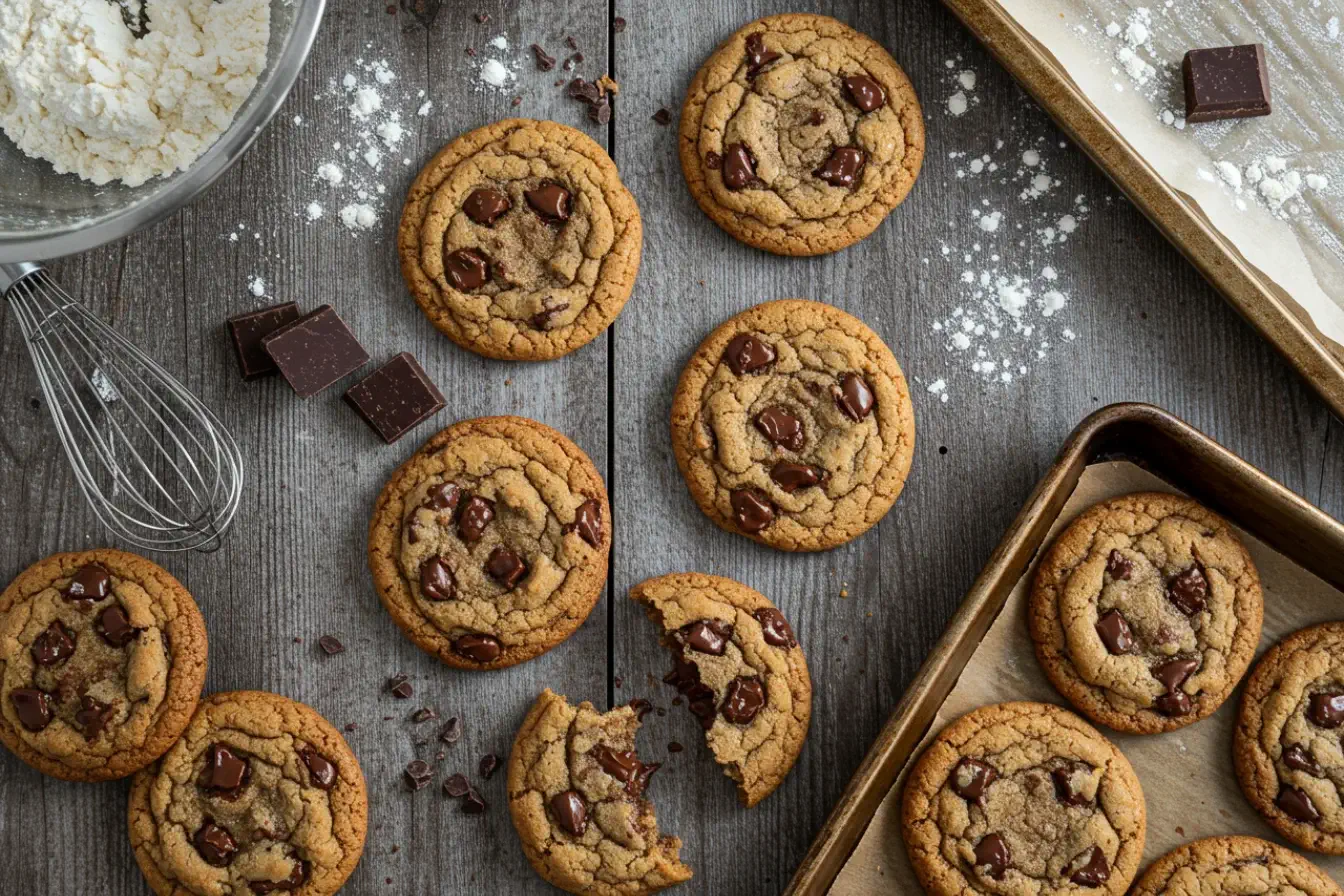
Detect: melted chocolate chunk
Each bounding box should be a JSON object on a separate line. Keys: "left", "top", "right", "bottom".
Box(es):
{"left": 1051, "top": 762, "right": 1094, "bottom": 807}
{"left": 97, "top": 603, "right": 140, "bottom": 647}
{"left": 74, "top": 696, "right": 115, "bottom": 741}
{"left": 200, "top": 743, "right": 251, "bottom": 800}
{"left": 194, "top": 820, "right": 239, "bottom": 866}
{"left": 730, "top": 488, "right": 775, "bottom": 533}
{"left": 721, "top": 143, "right": 757, "bottom": 190}
{"left": 419, "top": 557, "right": 456, "bottom": 601}
{"left": 754, "top": 406, "right": 805, "bottom": 451}
{"left": 463, "top": 188, "right": 511, "bottom": 226}
{"left": 770, "top": 461, "right": 825, "bottom": 493}
{"left": 593, "top": 744, "right": 660, "bottom": 797}
{"left": 485, "top": 546, "right": 528, "bottom": 589}
{"left": 834, "top": 374, "right": 875, "bottom": 421}
{"left": 679, "top": 619, "right": 733, "bottom": 656}
{"left": 564, "top": 499, "right": 603, "bottom": 547}
{"left": 62, "top": 563, "right": 111, "bottom": 604}
{"left": 814, "top": 147, "right": 867, "bottom": 187}
{"left": 249, "top": 858, "right": 309, "bottom": 894}
{"left": 1094, "top": 609, "right": 1136, "bottom": 655}
{"left": 550, "top": 790, "right": 588, "bottom": 835}
{"left": 1166, "top": 565, "right": 1209, "bottom": 616}
{"left": 300, "top": 747, "right": 338, "bottom": 790}
{"left": 1277, "top": 785, "right": 1321, "bottom": 824}
{"left": 11, "top": 688, "right": 53, "bottom": 732}
{"left": 30, "top": 620, "right": 75, "bottom": 666}
{"left": 722, "top": 333, "right": 776, "bottom": 375}
{"left": 664, "top": 657, "right": 717, "bottom": 730}
{"left": 1152, "top": 656, "right": 1201, "bottom": 717}
{"left": 453, "top": 633, "right": 502, "bottom": 663}
{"left": 1105, "top": 549, "right": 1133, "bottom": 580}
{"left": 423, "top": 482, "right": 462, "bottom": 513}
{"left": 1308, "top": 691, "right": 1344, "bottom": 728}
{"left": 720, "top": 676, "right": 765, "bottom": 724}
{"left": 457, "top": 495, "right": 495, "bottom": 544}
{"left": 1283, "top": 744, "right": 1325, "bottom": 777}
{"left": 530, "top": 301, "right": 571, "bottom": 331}
{"left": 974, "top": 833, "right": 1011, "bottom": 880}
{"left": 754, "top": 607, "right": 796, "bottom": 647}
{"left": 744, "top": 32, "right": 781, "bottom": 77}
{"left": 949, "top": 757, "right": 998, "bottom": 803}
{"left": 1069, "top": 846, "right": 1110, "bottom": 887}
{"left": 843, "top": 74, "right": 887, "bottom": 112}
{"left": 444, "top": 248, "right": 491, "bottom": 291}
{"left": 524, "top": 183, "right": 572, "bottom": 223}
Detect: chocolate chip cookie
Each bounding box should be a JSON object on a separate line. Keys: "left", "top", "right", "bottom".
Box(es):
{"left": 507, "top": 688, "right": 692, "bottom": 895}
{"left": 630, "top": 572, "right": 810, "bottom": 807}
{"left": 1234, "top": 622, "right": 1344, "bottom": 854}
{"left": 679, "top": 13, "right": 924, "bottom": 256}
{"left": 128, "top": 690, "right": 368, "bottom": 896}
{"left": 670, "top": 299, "right": 914, "bottom": 551}
{"left": 368, "top": 415, "right": 610, "bottom": 670}
{"left": 1029, "top": 492, "right": 1263, "bottom": 735}
{"left": 0, "top": 550, "right": 207, "bottom": 782}
{"left": 399, "top": 118, "right": 642, "bottom": 360}
{"left": 902, "top": 701, "right": 1146, "bottom": 895}
{"left": 1131, "top": 836, "right": 1341, "bottom": 895}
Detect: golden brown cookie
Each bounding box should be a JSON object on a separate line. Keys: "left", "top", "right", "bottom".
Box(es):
{"left": 630, "top": 572, "right": 810, "bottom": 807}
{"left": 0, "top": 549, "right": 207, "bottom": 782}
{"left": 902, "top": 702, "right": 1146, "bottom": 895}
{"left": 398, "top": 118, "right": 642, "bottom": 360}
{"left": 670, "top": 299, "right": 915, "bottom": 551}
{"left": 368, "top": 415, "right": 610, "bottom": 670}
{"left": 1234, "top": 622, "right": 1344, "bottom": 854}
{"left": 507, "top": 688, "right": 692, "bottom": 895}
{"left": 128, "top": 690, "right": 368, "bottom": 896}
{"left": 1029, "top": 492, "right": 1263, "bottom": 735}
{"left": 1131, "top": 835, "right": 1341, "bottom": 895}
{"left": 679, "top": 13, "right": 924, "bottom": 256}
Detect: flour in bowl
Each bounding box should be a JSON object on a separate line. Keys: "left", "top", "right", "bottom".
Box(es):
{"left": 0, "top": 0, "right": 270, "bottom": 186}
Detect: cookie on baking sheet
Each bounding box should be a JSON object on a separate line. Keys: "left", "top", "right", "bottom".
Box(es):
{"left": 398, "top": 118, "right": 642, "bottom": 360}
{"left": 0, "top": 550, "right": 207, "bottom": 782}
{"left": 507, "top": 688, "right": 692, "bottom": 896}
{"left": 368, "top": 415, "right": 610, "bottom": 670}
{"left": 902, "top": 701, "right": 1146, "bottom": 895}
{"left": 670, "top": 299, "right": 914, "bottom": 552}
{"left": 128, "top": 690, "right": 368, "bottom": 896}
{"left": 630, "top": 572, "right": 810, "bottom": 807}
{"left": 1131, "top": 836, "right": 1341, "bottom": 895}
{"left": 1028, "top": 492, "right": 1263, "bottom": 735}
{"left": 1234, "top": 622, "right": 1344, "bottom": 854}
{"left": 679, "top": 13, "right": 924, "bottom": 256}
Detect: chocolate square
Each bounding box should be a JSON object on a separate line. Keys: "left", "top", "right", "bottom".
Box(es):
{"left": 344, "top": 352, "right": 446, "bottom": 443}
{"left": 226, "top": 302, "right": 301, "bottom": 380}
{"left": 1182, "top": 44, "right": 1271, "bottom": 123}
{"left": 261, "top": 304, "right": 370, "bottom": 398}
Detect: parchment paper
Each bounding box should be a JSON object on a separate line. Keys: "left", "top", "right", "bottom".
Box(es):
{"left": 831, "top": 460, "right": 1344, "bottom": 892}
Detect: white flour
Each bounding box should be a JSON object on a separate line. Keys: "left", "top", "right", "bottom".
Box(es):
{"left": 0, "top": 0, "right": 271, "bottom": 186}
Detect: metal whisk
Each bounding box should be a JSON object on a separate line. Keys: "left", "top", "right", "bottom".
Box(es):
{"left": 1, "top": 262, "right": 244, "bottom": 552}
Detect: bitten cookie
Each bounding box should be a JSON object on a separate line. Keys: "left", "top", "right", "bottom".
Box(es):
{"left": 368, "top": 416, "right": 610, "bottom": 670}
{"left": 630, "top": 572, "right": 810, "bottom": 807}
{"left": 399, "top": 118, "right": 642, "bottom": 360}
{"left": 507, "top": 688, "right": 692, "bottom": 895}
{"left": 1131, "top": 836, "right": 1341, "bottom": 895}
{"left": 1234, "top": 622, "right": 1344, "bottom": 854}
{"left": 670, "top": 299, "right": 915, "bottom": 551}
{"left": 902, "top": 702, "right": 1147, "bottom": 895}
{"left": 1029, "top": 492, "right": 1263, "bottom": 735}
{"left": 128, "top": 690, "right": 368, "bottom": 896}
{"left": 679, "top": 13, "right": 924, "bottom": 256}
{"left": 0, "top": 550, "right": 207, "bottom": 782}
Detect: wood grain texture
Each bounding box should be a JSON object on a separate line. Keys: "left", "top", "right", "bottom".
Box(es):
{"left": 0, "top": 0, "right": 1341, "bottom": 893}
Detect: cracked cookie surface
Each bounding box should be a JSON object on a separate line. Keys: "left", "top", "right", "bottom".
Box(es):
{"left": 507, "top": 688, "right": 692, "bottom": 895}
{"left": 1131, "top": 835, "right": 1341, "bottom": 895}
{"left": 679, "top": 13, "right": 924, "bottom": 256}
{"left": 1029, "top": 492, "right": 1263, "bottom": 735}
{"left": 127, "top": 690, "right": 368, "bottom": 896}
{"left": 399, "top": 118, "right": 642, "bottom": 360}
{"left": 670, "top": 299, "right": 914, "bottom": 551}
{"left": 630, "top": 572, "right": 810, "bottom": 807}
{"left": 0, "top": 549, "right": 207, "bottom": 782}
{"left": 902, "top": 701, "right": 1146, "bottom": 895}
{"left": 368, "top": 415, "right": 610, "bottom": 670}
{"left": 1234, "top": 622, "right": 1344, "bottom": 854}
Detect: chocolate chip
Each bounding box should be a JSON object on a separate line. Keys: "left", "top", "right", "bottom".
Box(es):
{"left": 530, "top": 301, "right": 570, "bottom": 330}
{"left": 723, "top": 332, "right": 775, "bottom": 375}
{"left": 453, "top": 633, "right": 502, "bottom": 663}
{"left": 754, "top": 607, "right": 797, "bottom": 647}
{"left": 1277, "top": 785, "right": 1321, "bottom": 823}
{"left": 440, "top": 717, "right": 463, "bottom": 744}
{"left": 444, "top": 248, "right": 491, "bottom": 291}
{"left": 770, "top": 461, "right": 825, "bottom": 493}
{"left": 550, "top": 790, "right": 588, "bottom": 835}
{"left": 419, "top": 557, "right": 456, "bottom": 601}
{"left": 1069, "top": 846, "right": 1110, "bottom": 887}
{"left": 721, "top": 143, "right": 757, "bottom": 190}
{"left": 1051, "top": 762, "right": 1094, "bottom": 807}
{"left": 744, "top": 32, "right": 781, "bottom": 78}
{"left": 97, "top": 603, "right": 140, "bottom": 647}
{"left": 1166, "top": 565, "right": 1208, "bottom": 615}
{"left": 462, "top": 787, "right": 488, "bottom": 814}
{"left": 485, "top": 546, "right": 528, "bottom": 589}
{"left": 10, "top": 688, "right": 53, "bottom": 732}
{"left": 589, "top": 96, "right": 612, "bottom": 125}
{"left": 974, "top": 833, "right": 1011, "bottom": 880}
{"left": 443, "top": 772, "right": 470, "bottom": 797}
{"left": 950, "top": 758, "right": 998, "bottom": 803}
{"left": 1283, "top": 743, "right": 1325, "bottom": 777}
{"left": 404, "top": 759, "right": 433, "bottom": 790}
{"left": 651, "top": 108, "right": 671, "bottom": 125}
{"left": 705, "top": 150, "right": 722, "bottom": 169}
{"left": 411, "top": 707, "right": 438, "bottom": 723}
{"left": 194, "top": 820, "right": 239, "bottom": 866}
{"left": 730, "top": 488, "right": 775, "bottom": 533}
{"left": 663, "top": 657, "right": 718, "bottom": 730}
{"left": 62, "top": 563, "right": 111, "bottom": 604}
{"left": 457, "top": 495, "right": 495, "bottom": 543}
{"left": 388, "top": 674, "right": 414, "bottom": 699}
{"left": 1152, "top": 656, "right": 1200, "bottom": 716}
{"left": 721, "top": 676, "right": 765, "bottom": 725}
{"left": 806, "top": 108, "right": 825, "bottom": 126}
{"left": 834, "top": 374, "right": 875, "bottom": 420}
{"left": 668, "top": 741, "right": 683, "bottom": 753}
{"left": 755, "top": 406, "right": 805, "bottom": 450}
{"left": 530, "top": 43, "right": 556, "bottom": 71}
{"left": 249, "top": 858, "right": 309, "bottom": 894}
{"left": 75, "top": 696, "right": 114, "bottom": 741}
{"left": 564, "top": 498, "right": 603, "bottom": 547}
{"left": 524, "top": 183, "right": 572, "bottom": 223}
{"left": 1094, "top": 609, "right": 1136, "bottom": 655}
{"left": 299, "top": 747, "right": 337, "bottom": 791}
{"left": 1182, "top": 44, "right": 1272, "bottom": 123}
{"left": 463, "top": 188, "right": 512, "bottom": 226}
{"left": 593, "top": 744, "right": 659, "bottom": 797}
{"left": 612, "top": 16, "right": 625, "bottom": 32}
{"left": 567, "top": 77, "right": 601, "bottom": 104}
{"left": 424, "top": 481, "right": 462, "bottom": 513}
{"left": 1309, "top": 692, "right": 1344, "bottom": 728}
{"left": 628, "top": 698, "right": 653, "bottom": 720}
{"left": 843, "top": 74, "right": 887, "bottom": 112}
{"left": 199, "top": 742, "right": 250, "bottom": 799}
{"left": 679, "top": 620, "right": 733, "bottom": 655}
{"left": 318, "top": 635, "right": 345, "bottom": 655}
{"left": 1106, "top": 549, "right": 1133, "bottom": 580}
{"left": 815, "top": 147, "right": 867, "bottom": 187}
{"left": 479, "top": 752, "right": 500, "bottom": 779}
{"left": 30, "top": 620, "right": 75, "bottom": 666}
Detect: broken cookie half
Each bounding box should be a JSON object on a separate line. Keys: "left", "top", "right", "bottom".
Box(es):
{"left": 507, "top": 688, "right": 692, "bottom": 895}
{"left": 630, "top": 572, "right": 812, "bottom": 807}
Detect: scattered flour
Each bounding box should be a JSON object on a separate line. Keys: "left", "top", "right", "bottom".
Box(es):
{"left": 476, "top": 34, "right": 519, "bottom": 92}
{"left": 247, "top": 276, "right": 266, "bottom": 297}
{"left": 339, "top": 204, "right": 377, "bottom": 231}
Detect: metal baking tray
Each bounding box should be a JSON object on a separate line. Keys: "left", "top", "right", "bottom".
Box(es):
{"left": 784, "top": 401, "right": 1344, "bottom": 894}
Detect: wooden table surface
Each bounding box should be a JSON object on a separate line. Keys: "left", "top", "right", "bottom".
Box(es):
{"left": 2, "top": 0, "right": 1342, "bottom": 893}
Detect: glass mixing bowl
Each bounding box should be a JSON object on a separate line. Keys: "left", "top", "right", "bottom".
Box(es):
{"left": 0, "top": 0, "right": 326, "bottom": 264}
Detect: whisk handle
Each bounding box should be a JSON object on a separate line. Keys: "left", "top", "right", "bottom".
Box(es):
{"left": 1, "top": 262, "right": 43, "bottom": 294}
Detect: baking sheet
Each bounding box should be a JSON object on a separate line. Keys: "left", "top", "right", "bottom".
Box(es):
{"left": 830, "top": 460, "right": 1344, "bottom": 892}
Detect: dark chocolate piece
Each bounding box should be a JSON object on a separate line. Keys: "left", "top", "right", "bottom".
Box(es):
{"left": 344, "top": 352, "right": 446, "bottom": 443}
{"left": 261, "top": 304, "right": 370, "bottom": 398}
{"left": 226, "top": 302, "right": 302, "bottom": 380}
{"left": 1183, "top": 44, "right": 1271, "bottom": 123}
